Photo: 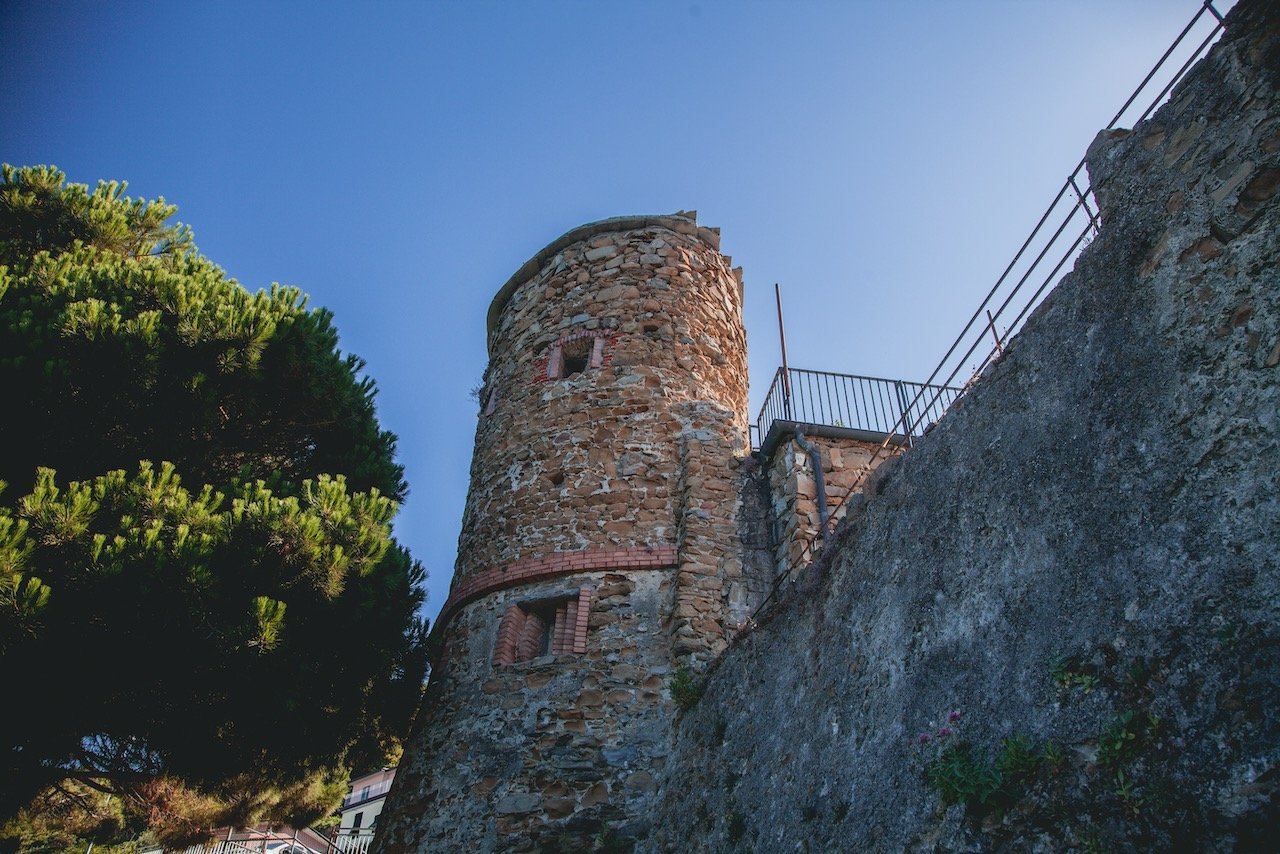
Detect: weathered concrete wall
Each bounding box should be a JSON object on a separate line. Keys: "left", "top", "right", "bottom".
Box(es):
{"left": 651, "top": 1, "right": 1279, "bottom": 850}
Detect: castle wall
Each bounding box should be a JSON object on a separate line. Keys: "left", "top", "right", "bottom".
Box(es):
{"left": 651, "top": 1, "right": 1279, "bottom": 849}
{"left": 377, "top": 213, "right": 762, "bottom": 852}
{"left": 764, "top": 434, "right": 892, "bottom": 577}
{"left": 381, "top": 568, "right": 674, "bottom": 852}
{"left": 454, "top": 213, "right": 747, "bottom": 581}
{"left": 372, "top": 6, "right": 1280, "bottom": 849}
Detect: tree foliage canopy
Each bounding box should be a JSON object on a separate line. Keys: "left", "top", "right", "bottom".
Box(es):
{"left": 0, "top": 166, "right": 427, "bottom": 848}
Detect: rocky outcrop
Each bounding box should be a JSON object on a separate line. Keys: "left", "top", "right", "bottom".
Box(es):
{"left": 651, "top": 1, "right": 1279, "bottom": 850}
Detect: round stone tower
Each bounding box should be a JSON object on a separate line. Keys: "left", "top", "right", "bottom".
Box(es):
{"left": 377, "top": 212, "right": 752, "bottom": 852}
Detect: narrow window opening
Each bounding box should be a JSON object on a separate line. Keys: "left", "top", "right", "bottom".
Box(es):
{"left": 493, "top": 587, "right": 593, "bottom": 666}
{"left": 547, "top": 333, "right": 611, "bottom": 380}
{"left": 561, "top": 338, "right": 592, "bottom": 377}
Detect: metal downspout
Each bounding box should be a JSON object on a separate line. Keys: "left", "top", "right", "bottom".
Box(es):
{"left": 794, "top": 431, "right": 829, "bottom": 536}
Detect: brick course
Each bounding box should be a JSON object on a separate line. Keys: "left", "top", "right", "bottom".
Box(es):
{"left": 440, "top": 545, "right": 677, "bottom": 637}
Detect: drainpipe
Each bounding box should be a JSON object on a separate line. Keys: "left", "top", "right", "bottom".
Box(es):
{"left": 794, "top": 431, "right": 829, "bottom": 535}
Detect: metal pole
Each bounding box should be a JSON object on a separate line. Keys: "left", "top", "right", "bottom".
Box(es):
{"left": 1068, "top": 175, "right": 1101, "bottom": 237}
{"left": 775, "top": 283, "right": 792, "bottom": 419}
{"left": 986, "top": 310, "right": 1005, "bottom": 357}
{"left": 894, "top": 381, "right": 914, "bottom": 448}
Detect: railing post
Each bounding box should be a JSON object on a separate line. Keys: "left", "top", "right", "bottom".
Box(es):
{"left": 1068, "top": 175, "right": 1101, "bottom": 238}
{"left": 775, "top": 284, "right": 792, "bottom": 421}
{"left": 781, "top": 366, "right": 792, "bottom": 421}
{"left": 894, "top": 381, "right": 914, "bottom": 447}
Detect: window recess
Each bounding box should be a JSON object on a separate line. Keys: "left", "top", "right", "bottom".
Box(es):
{"left": 493, "top": 586, "right": 592, "bottom": 666}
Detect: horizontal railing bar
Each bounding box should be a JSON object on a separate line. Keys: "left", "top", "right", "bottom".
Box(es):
{"left": 1105, "top": 1, "right": 1211, "bottom": 129}
{"left": 753, "top": 366, "right": 964, "bottom": 444}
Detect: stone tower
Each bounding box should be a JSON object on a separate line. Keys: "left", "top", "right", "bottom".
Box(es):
{"left": 376, "top": 212, "right": 756, "bottom": 851}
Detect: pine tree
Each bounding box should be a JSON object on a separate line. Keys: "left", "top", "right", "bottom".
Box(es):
{"left": 0, "top": 166, "right": 427, "bottom": 848}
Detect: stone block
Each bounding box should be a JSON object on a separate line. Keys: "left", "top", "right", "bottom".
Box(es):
{"left": 584, "top": 245, "right": 617, "bottom": 261}
{"left": 624, "top": 770, "right": 657, "bottom": 794}
{"left": 581, "top": 782, "right": 611, "bottom": 807}
{"left": 495, "top": 793, "right": 542, "bottom": 815}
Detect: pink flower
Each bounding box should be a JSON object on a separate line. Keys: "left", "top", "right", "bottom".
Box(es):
{"left": 948, "top": 710, "right": 962, "bottom": 723}
{"left": 937, "top": 727, "right": 953, "bottom": 738}
{"left": 916, "top": 733, "right": 931, "bottom": 745}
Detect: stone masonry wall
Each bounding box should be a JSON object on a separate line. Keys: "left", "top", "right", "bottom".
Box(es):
{"left": 454, "top": 212, "right": 747, "bottom": 581}
{"left": 765, "top": 434, "right": 894, "bottom": 577}
{"left": 651, "top": 2, "right": 1279, "bottom": 850}
{"left": 669, "top": 401, "right": 752, "bottom": 664}
{"left": 383, "top": 568, "right": 675, "bottom": 852}
{"left": 377, "top": 213, "right": 764, "bottom": 852}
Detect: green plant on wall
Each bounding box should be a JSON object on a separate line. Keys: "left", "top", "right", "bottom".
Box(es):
{"left": 911, "top": 655, "right": 1181, "bottom": 852}
{"left": 1050, "top": 654, "right": 1099, "bottom": 693}
{"left": 1113, "top": 770, "right": 1145, "bottom": 818}
{"left": 670, "top": 662, "right": 703, "bottom": 711}
{"left": 925, "top": 742, "right": 1003, "bottom": 808}
{"left": 594, "top": 821, "right": 628, "bottom": 853}
{"left": 1097, "top": 709, "right": 1160, "bottom": 768}
{"left": 1042, "top": 740, "right": 1067, "bottom": 773}
{"left": 996, "top": 734, "right": 1040, "bottom": 782}
{"left": 915, "top": 712, "right": 1048, "bottom": 815}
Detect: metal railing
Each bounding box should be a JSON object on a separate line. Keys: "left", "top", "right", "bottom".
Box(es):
{"left": 911, "top": 0, "right": 1229, "bottom": 421}
{"left": 341, "top": 780, "right": 392, "bottom": 808}
{"left": 755, "top": 367, "right": 962, "bottom": 449}
{"left": 178, "top": 830, "right": 307, "bottom": 854}
{"left": 328, "top": 829, "right": 376, "bottom": 854}
{"left": 745, "top": 0, "right": 1229, "bottom": 626}
{"left": 175, "top": 826, "right": 376, "bottom": 854}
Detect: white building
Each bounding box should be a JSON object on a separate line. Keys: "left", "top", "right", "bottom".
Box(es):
{"left": 334, "top": 767, "right": 395, "bottom": 851}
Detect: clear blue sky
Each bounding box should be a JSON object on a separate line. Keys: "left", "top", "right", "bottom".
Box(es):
{"left": 1, "top": 0, "right": 1229, "bottom": 624}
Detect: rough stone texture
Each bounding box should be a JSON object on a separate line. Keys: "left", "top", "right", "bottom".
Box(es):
{"left": 733, "top": 456, "right": 776, "bottom": 622}
{"left": 454, "top": 213, "right": 747, "bottom": 582}
{"left": 377, "top": 213, "right": 769, "bottom": 852}
{"left": 765, "top": 434, "right": 893, "bottom": 577}
{"left": 651, "top": 2, "right": 1279, "bottom": 851}
{"left": 383, "top": 569, "right": 674, "bottom": 851}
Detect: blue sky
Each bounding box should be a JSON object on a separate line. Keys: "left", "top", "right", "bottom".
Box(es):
{"left": 1, "top": 0, "right": 1229, "bottom": 623}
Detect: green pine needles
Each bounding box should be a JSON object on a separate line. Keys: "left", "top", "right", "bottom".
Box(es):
{"left": 0, "top": 166, "right": 427, "bottom": 850}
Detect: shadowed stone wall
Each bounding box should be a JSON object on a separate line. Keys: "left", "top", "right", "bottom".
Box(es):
{"left": 651, "top": 1, "right": 1279, "bottom": 850}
